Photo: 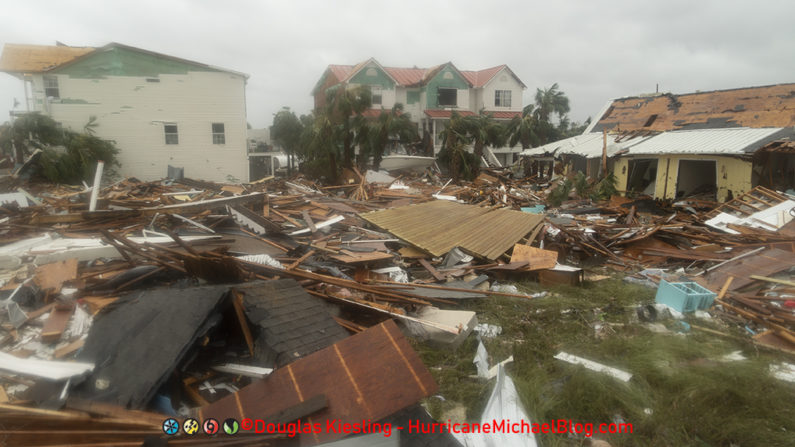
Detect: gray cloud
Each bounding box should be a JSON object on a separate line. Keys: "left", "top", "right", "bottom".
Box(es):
{"left": 2, "top": 0, "right": 794, "bottom": 129}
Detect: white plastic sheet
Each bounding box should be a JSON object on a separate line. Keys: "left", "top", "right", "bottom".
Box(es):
{"left": 456, "top": 364, "right": 538, "bottom": 447}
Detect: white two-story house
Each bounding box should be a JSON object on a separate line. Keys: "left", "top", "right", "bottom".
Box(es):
{"left": 313, "top": 58, "right": 526, "bottom": 165}
{"left": 0, "top": 42, "right": 250, "bottom": 182}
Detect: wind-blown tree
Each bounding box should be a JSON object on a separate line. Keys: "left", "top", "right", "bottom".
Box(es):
{"left": 507, "top": 83, "right": 574, "bottom": 148}
{"left": 324, "top": 85, "right": 372, "bottom": 170}
{"left": 298, "top": 111, "right": 341, "bottom": 182}
{"left": 364, "top": 103, "right": 419, "bottom": 171}
{"left": 270, "top": 107, "right": 304, "bottom": 175}
{"left": 462, "top": 110, "right": 506, "bottom": 176}
{"left": 438, "top": 111, "right": 474, "bottom": 182}
{"left": 507, "top": 104, "right": 541, "bottom": 150}
{"left": 0, "top": 112, "right": 119, "bottom": 183}
{"left": 534, "top": 82, "right": 570, "bottom": 123}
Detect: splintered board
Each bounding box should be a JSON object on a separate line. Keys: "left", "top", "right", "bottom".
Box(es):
{"left": 198, "top": 320, "right": 437, "bottom": 445}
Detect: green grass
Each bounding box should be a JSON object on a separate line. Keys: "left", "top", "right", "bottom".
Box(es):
{"left": 415, "top": 277, "right": 795, "bottom": 446}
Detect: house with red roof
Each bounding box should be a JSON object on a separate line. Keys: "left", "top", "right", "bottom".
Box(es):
{"left": 312, "top": 58, "right": 526, "bottom": 164}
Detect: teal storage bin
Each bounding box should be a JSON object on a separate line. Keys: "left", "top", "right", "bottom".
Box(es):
{"left": 655, "top": 280, "right": 716, "bottom": 313}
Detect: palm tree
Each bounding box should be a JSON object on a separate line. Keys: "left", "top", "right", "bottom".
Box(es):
{"left": 507, "top": 104, "right": 541, "bottom": 150}
{"left": 365, "top": 104, "right": 418, "bottom": 170}
{"left": 534, "top": 82, "right": 570, "bottom": 123}
{"left": 438, "top": 111, "right": 472, "bottom": 182}
{"left": 462, "top": 110, "right": 506, "bottom": 176}
{"left": 324, "top": 85, "right": 372, "bottom": 170}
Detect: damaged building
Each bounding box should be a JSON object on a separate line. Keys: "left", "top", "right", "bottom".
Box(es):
{"left": 522, "top": 83, "right": 795, "bottom": 201}
{"left": 0, "top": 42, "right": 251, "bottom": 182}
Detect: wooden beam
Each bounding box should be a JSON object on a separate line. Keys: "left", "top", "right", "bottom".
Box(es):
{"left": 231, "top": 292, "right": 255, "bottom": 357}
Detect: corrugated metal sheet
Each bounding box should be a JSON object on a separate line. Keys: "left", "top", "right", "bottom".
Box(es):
{"left": 520, "top": 133, "right": 647, "bottom": 158}
{"left": 520, "top": 127, "right": 791, "bottom": 158}
{"left": 625, "top": 127, "right": 789, "bottom": 155}
{"left": 361, "top": 201, "right": 545, "bottom": 260}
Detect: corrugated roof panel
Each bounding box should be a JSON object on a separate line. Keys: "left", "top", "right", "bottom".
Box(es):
{"left": 625, "top": 127, "right": 789, "bottom": 155}
{"left": 519, "top": 133, "right": 641, "bottom": 158}
{"left": 361, "top": 201, "right": 544, "bottom": 260}
{"left": 385, "top": 67, "right": 427, "bottom": 86}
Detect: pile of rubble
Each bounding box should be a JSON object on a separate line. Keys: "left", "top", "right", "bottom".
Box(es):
{"left": 0, "top": 167, "right": 793, "bottom": 446}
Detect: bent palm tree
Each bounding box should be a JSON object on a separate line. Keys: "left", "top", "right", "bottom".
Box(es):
{"left": 367, "top": 103, "right": 418, "bottom": 170}
{"left": 462, "top": 110, "right": 506, "bottom": 176}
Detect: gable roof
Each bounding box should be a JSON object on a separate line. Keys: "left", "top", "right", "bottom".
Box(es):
{"left": 591, "top": 83, "right": 795, "bottom": 133}
{"left": 461, "top": 65, "right": 527, "bottom": 88}
{"left": 0, "top": 42, "right": 247, "bottom": 78}
{"left": 0, "top": 43, "right": 95, "bottom": 73}
{"left": 316, "top": 60, "right": 524, "bottom": 90}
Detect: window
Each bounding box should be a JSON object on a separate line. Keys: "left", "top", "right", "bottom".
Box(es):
{"left": 495, "top": 90, "right": 511, "bottom": 107}
{"left": 366, "top": 67, "right": 377, "bottom": 77}
{"left": 164, "top": 124, "right": 179, "bottom": 145}
{"left": 43, "top": 76, "right": 59, "bottom": 98}
{"left": 370, "top": 86, "right": 382, "bottom": 106}
{"left": 437, "top": 88, "right": 457, "bottom": 106}
{"left": 212, "top": 123, "right": 225, "bottom": 144}
{"left": 407, "top": 91, "right": 420, "bottom": 105}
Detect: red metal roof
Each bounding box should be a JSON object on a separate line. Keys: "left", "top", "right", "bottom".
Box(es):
{"left": 488, "top": 111, "right": 521, "bottom": 120}
{"left": 322, "top": 61, "right": 522, "bottom": 88}
{"left": 384, "top": 67, "right": 427, "bottom": 87}
{"left": 424, "top": 110, "right": 476, "bottom": 118}
{"left": 461, "top": 65, "right": 505, "bottom": 88}
{"left": 327, "top": 65, "right": 353, "bottom": 81}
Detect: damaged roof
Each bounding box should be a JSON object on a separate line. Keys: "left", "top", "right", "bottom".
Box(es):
{"left": 624, "top": 127, "right": 794, "bottom": 156}
{"left": 591, "top": 83, "right": 795, "bottom": 132}
{"left": 523, "top": 127, "right": 793, "bottom": 158}
{"left": 0, "top": 43, "right": 95, "bottom": 73}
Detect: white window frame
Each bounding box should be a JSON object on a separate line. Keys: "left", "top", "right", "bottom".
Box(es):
{"left": 164, "top": 124, "right": 179, "bottom": 145}
{"left": 495, "top": 90, "right": 511, "bottom": 107}
{"left": 371, "top": 86, "right": 382, "bottom": 106}
{"left": 212, "top": 123, "right": 225, "bottom": 145}
{"left": 43, "top": 75, "right": 60, "bottom": 99}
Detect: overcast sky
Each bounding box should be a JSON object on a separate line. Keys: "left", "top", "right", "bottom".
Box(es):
{"left": 2, "top": 0, "right": 795, "bottom": 130}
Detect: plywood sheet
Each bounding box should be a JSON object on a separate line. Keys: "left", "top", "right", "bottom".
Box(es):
{"left": 509, "top": 244, "right": 558, "bottom": 270}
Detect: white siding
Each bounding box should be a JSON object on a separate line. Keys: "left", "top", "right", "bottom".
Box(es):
{"left": 29, "top": 71, "right": 249, "bottom": 182}
{"left": 481, "top": 68, "right": 523, "bottom": 112}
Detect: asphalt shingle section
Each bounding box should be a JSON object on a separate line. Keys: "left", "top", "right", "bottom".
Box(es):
{"left": 234, "top": 279, "right": 348, "bottom": 367}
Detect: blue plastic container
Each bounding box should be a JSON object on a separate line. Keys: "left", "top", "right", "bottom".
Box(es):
{"left": 655, "top": 280, "right": 716, "bottom": 313}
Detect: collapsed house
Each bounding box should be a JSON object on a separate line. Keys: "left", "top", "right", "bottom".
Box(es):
{"left": 522, "top": 83, "right": 795, "bottom": 202}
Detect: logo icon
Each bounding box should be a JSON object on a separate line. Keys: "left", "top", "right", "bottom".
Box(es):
{"left": 203, "top": 418, "right": 219, "bottom": 435}
{"left": 162, "top": 418, "right": 179, "bottom": 435}
{"left": 223, "top": 418, "right": 240, "bottom": 435}
{"left": 183, "top": 418, "right": 200, "bottom": 435}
